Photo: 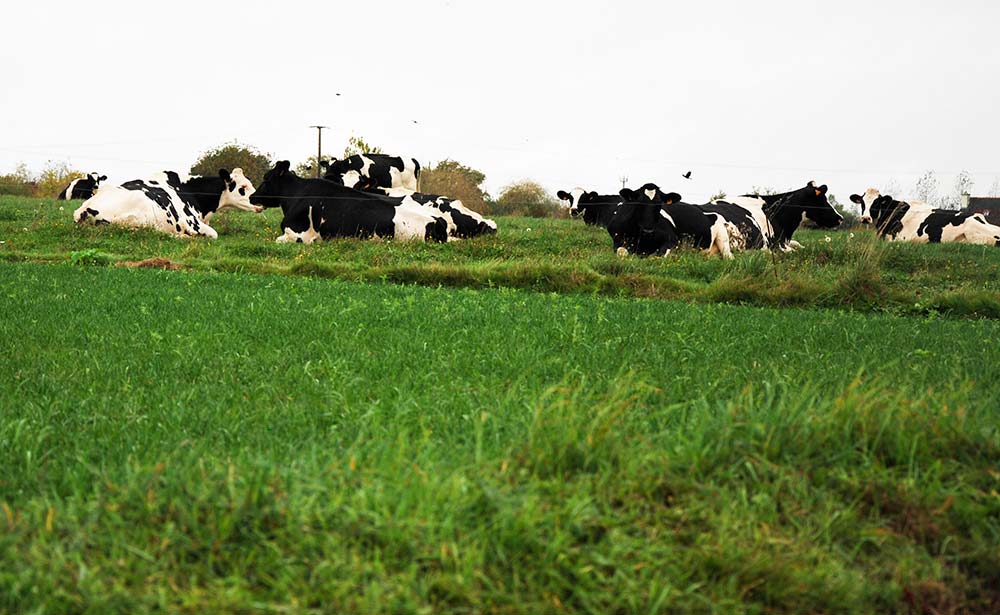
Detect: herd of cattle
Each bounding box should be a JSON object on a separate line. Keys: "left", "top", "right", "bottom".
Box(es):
{"left": 60, "top": 152, "right": 1000, "bottom": 254}
{"left": 69, "top": 154, "right": 496, "bottom": 242}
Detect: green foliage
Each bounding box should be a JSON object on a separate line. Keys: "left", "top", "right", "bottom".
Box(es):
{"left": 293, "top": 155, "right": 324, "bottom": 178}
{"left": 0, "top": 262, "right": 998, "bottom": 612}
{"left": 36, "top": 160, "right": 83, "bottom": 199}
{"left": 0, "top": 163, "right": 36, "bottom": 197}
{"left": 419, "top": 159, "right": 489, "bottom": 213}
{"left": 69, "top": 248, "right": 111, "bottom": 265}
{"left": 493, "top": 179, "right": 565, "bottom": 218}
{"left": 190, "top": 141, "right": 273, "bottom": 186}
{"left": 343, "top": 134, "right": 383, "bottom": 158}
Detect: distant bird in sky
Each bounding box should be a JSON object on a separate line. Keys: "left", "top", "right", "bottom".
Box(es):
{"left": 412, "top": 120, "right": 418, "bottom": 124}
{"left": 335, "top": 93, "right": 341, "bottom": 96}
{"left": 682, "top": 171, "right": 692, "bottom": 180}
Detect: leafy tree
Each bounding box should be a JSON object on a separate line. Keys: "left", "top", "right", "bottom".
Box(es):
{"left": 419, "top": 159, "right": 489, "bottom": 213}
{"left": 36, "top": 160, "right": 83, "bottom": 198}
{"left": 710, "top": 189, "right": 727, "bottom": 201}
{"left": 0, "top": 162, "right": 37, "bottom": 197}
{"left": 343, "top": 135, "right": 383, "bottom": 158}
{"left": 190, "top": 141, "right": 273, "bottom": 186}
{"left": 749, "top": 185, "right": 777, "bottom": 196}
{"left": 294, "top": 155, "right": 325, "bottom": 178}
{"left": 495, "top": 180, "right": 564, "bottom": 218}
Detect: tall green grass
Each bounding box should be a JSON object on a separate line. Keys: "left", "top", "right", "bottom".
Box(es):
{"left": 3, "top": 195, "right": 999, "bottom": 317}
{"left": 1, "top": 263, "right": 998, "bottom": 613}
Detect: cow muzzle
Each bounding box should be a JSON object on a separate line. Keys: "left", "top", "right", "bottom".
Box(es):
{"left": 860, "top": 215, "right": 872, "bottom": 224}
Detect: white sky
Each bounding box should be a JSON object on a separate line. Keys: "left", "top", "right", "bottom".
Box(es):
{"left": 3, "top": 0, "right": 999, "bottom": 203}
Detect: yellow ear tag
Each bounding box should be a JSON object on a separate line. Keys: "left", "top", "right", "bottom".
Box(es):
{"left": 815, "top": 189, "right": 822, "bottom": 196}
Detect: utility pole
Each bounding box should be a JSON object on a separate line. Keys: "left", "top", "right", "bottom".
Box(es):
{"left": 620, "top": 175, "right": 629, "bottom": 190}
{"left": 309, "top": 125, "right": 329, "bottom": 178}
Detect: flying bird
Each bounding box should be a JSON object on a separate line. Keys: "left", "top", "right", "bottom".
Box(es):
{"left": 682, "top": 171, "right": 692, "bottom": 180}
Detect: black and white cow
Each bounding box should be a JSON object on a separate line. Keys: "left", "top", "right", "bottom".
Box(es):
{"left": 610, "top": 184, "right": 735, "bottom": 258}
{"left": 556, "top": 188, "right": 621, "bottom": 228}
{"left": 361, "top": 183, "right": 497, "bottom": 238}
{"left": 58, "top": 172, "right": 107, "bottom": 200}
{"left": 709, "top": 182, "right": 843, "bottom": 250}
{"left": 73, "top": 168, "right": 259, "bottom": 238}
{"left": 250, "top": 161, "right": 448, "bottom": 244}
{"left": 321, "top": 154, "right": 420, "bottom": 191}
{"left": 850, "top": 188, "right": 1000, "bottom": 245}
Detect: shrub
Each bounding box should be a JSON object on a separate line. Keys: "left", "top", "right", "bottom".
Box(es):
{"left": 419, "top": 160, "right": 489, "bottom": 214}
{"left": 36, "top": 161, "right": 84, "bottom": 199}
{"left": 494, "top": 180, "right": 565, "bottom": 218}
{"left": 0, "top": 163, "right": 37, "bottom": 197}
{"left": 190, "top": 141, "right": 273, "bottom": 186}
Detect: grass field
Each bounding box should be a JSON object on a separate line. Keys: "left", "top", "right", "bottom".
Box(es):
{"left": 1, "top": 195, "right": 999, "bottom": 613}
{"left": 2, "top": 194, "right": 1000, "bottom": 318}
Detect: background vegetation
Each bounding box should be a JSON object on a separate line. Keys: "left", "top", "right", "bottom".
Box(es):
{"left": 190, "top": 141, "right": 274, "bottom": 186}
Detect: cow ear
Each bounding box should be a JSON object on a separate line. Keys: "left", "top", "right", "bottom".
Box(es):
{"left": 662, "top": 192, "right": 681, "bottom": 205}
{"left": 815, "top": 184, "right": 828, "bottom": 196}
{"left": 556, "top": 190, "right": 569, "bottom": 200}
{"left": 99, "top": 175, "right": 107, "bottom": 181}
{"left": 849, "top": 194, "right": 863, "bottom": 204}
{"left": 218, "top": 169, "right": 231, "bottom": 181}
{"left": 276, "top": 161, "right": 291, "bottom": 174}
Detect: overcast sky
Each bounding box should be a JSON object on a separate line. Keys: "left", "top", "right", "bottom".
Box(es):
{"left": 3, "top": 0, "right": 999, "bottom": 203}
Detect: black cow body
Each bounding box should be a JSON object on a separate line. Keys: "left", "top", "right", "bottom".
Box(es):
{"left": 557, "top": 188, "right": 621, "bottom": 227}
{"left": 607, "top": 185, "right": 683, "bottom": 257}
{"left": 58, "top": 173, "right": 106, "bottom": 200}
{"left": 250, "top": 161, "right": 447, "bottom": 244}
{"left": 321, "top": 154, "right": 420, "bottom": 191}
{"left": 366, "top": 186, "right": 497, "bottom": 238}
{"left": 850, "top": 188, "right": 1000, "bottom": 245}
{"left": 609, "top": 184, "right": 735, "bottom": 258}
{"left": 710, "top": 182, "right": 843, "bottom": 250}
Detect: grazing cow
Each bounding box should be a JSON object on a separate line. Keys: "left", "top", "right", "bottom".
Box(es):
{"left": 250, "top": 161, "right": 448, "bottom": 244}
{"left": 321, "top": 154, "right": 420, "bottom": 191}
{"left": 58, "top": 173, "right": 106, "bottom": 200}
{"left": 556, "top": 188, "right": 621, "bottom": 227}
{"left": 611, "top": 184, "right": 735, "bottom": 258}
{"left": 73, "top": 168, "right": 259, "bottom": 238}
{"left": 709, "top": 182, "right": 843, "bottom": 250}
{"left": 361, "top": 184, "right": 497, "bottom": 238}
{"left": 850, "top": 188, "right": 1000, "bottom": 245}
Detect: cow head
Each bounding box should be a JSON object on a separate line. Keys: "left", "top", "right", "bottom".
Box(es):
{"left": 799, "top": 182, "right": 843, "bottom": 228}
{"left": 849, "top": 188, "right": 883, "bottom": 224}
{"left": 250, "top": 161, "right": 296, "bottom": 209}
{"left": 557, "top": 188, "right": 599, "bottom": 218}
{"left": 217, "top": 168, "right": 260, "bottom": 213}
{"left": 321, "top": 157, "right": 359, "bottom": 187}
{"left": 612, "top": 184, "right": 681, "bottom": 256}
{"left": 87, "top": 172, "right": 107, "bottom": 185}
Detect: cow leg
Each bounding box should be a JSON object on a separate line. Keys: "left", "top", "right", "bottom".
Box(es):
{"left": 710, "top": 218, "right": 734, "bottom": 260}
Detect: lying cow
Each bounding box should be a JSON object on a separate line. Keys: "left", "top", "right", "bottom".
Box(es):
{"left": 556, "top": 188, "right": 621, "bottom": 228}
{"left": 58, "top": 172, "right": 107, "bottom": 200}
{"left": 608, "top": 184, "right": 734, "bottom": 258}
{"left": 321, "top": 154, "right": 420, "bottom": 191}
{"left": 357, "top": 182, "right": 497, "bottom": 238}
{"left": 74, "top": 168, "right": 259, "bottom": 238}
{"left": 708, "top": 182, "right": 843, "bottom": 250}
{"left": 250, "top": 161, "right": 448, "bottom": 244}
{"left": 850, "top": 188, "right": 1000, "bottom": 245}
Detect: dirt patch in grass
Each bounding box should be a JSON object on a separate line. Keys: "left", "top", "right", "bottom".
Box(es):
{"left": 116, "top": 257, "right": 185, "bottom": 271}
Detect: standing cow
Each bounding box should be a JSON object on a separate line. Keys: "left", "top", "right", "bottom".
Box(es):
{"left": 58, "top": 172, "right": 107, "bottom": 200}
{"left": 321, "top": 154, "right": 420, "bottom": 191}
{"left": 850, "top": 188, "right": 1000, "bottom": 245}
